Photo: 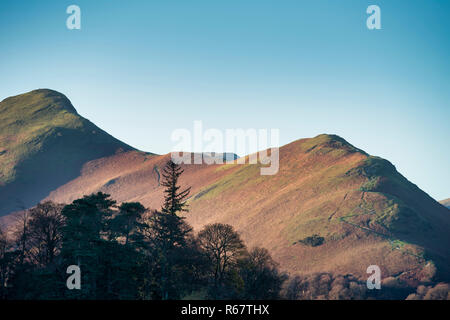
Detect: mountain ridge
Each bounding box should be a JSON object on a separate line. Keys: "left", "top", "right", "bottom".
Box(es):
{"left": 0, "top": 89, "right": 137, "bottom": 214}
{"left": 1, "top": 89, "right": 449, "bottom": 284}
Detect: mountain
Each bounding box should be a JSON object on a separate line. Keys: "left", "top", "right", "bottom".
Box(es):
{"left": 0, "top": 89, "right": 136, "bottom": 214}
{"left": 440, "top": 199, "right": 450, "bottom": 209}
{"left": 203, "top": 152, "right": 239, "bottom": 162}
{"left": 1, "top": 89, "right": 449, "bottom": 285}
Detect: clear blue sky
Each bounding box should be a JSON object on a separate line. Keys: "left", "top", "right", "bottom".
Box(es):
{"left": 0, "top": 0, "right": 449, "bottom": 201}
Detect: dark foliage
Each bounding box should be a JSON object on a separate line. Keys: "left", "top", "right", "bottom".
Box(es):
{"left": 0, "top": 161, "right": 285, "bottom": 300}
{"left": 299, "top": 234, "right": 324, "bottom": 247}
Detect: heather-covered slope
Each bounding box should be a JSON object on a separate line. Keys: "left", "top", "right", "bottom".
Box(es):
{"left": 38, "top": 134, "right": 450, "bottom": 283}
{"left": 186, "top": 135, "right": 450, "bottom": 283}
{"left": 0, "top": 89, "right": 135, "bottom": 214}
{"left": 1, "top": 90, "right": 449, "bottom": 285}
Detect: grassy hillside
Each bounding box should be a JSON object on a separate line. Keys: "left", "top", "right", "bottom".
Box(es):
{"left": 1, "top": 89, "right": 449, "bottom": 285}
{"left": 0, "top": 89, "right": 136, "bottom": 214}
{"left": 186, "top": 135, "right": 450, "bottom": 283}
{"left": 23, "top": 132, "right": 450, "bottom": 284}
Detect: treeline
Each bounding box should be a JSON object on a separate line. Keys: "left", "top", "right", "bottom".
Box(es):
{"left": 0, "top": 160, "right": 286, "bottom": 300}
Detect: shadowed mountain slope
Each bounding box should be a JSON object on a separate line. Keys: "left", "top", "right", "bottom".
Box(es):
{"left": 0, "top": 89, "right": 136, "bottom": 214}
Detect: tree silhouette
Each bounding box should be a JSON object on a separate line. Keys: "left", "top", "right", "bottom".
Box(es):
{"left": 198, "top": 223, "right": 246, "bottom": 297}
{"left": 28, "top": 201, "right": 65, "bottom": 267}
{"left": 60, "top": 192, "right": 116, "bottom": 299}
{"left": 238, "top": 247, "right": 287, "bottom": 299}
{"left": 161, "top": 159, "right": 191, "bottom": 216}
{"left": 110, "top": 202, "right": 146, "bottom": 245}
{"left": 139, "top": 159, "right": 195, "bottom": 299}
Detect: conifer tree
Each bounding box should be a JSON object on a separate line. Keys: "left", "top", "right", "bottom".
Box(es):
{"left": 110, "top": 202, "right": 146, "bottom": 245}
{"left": 60, "top": 192, "right": 116, "bottom": 299}
{"left": 161, "top": 160, "right": 191, "bottom": 216}
{"left": 141, "top": 160, "right": 194, "bottom": 299}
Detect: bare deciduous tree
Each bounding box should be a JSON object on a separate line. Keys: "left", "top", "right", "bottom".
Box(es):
{"left": 27, "top": 201, "right": 65, "bottom": 267}
{"left": 198, "top": 223, "right": 246, "bottom": 293}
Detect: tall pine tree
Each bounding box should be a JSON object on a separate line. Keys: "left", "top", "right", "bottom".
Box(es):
{"left": 161, "top": 160, "right": 191, "bottom": 216}
{"left": 142, "top": 160, "right": 194, "bottom": 299}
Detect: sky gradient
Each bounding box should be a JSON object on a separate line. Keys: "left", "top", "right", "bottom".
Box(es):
{"left": 0, "top": 0, "right": 449, "bottom": 201}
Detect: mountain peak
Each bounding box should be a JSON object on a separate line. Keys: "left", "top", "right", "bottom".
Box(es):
{"left": 288, "top": 133, "right": 368, "bottom": 156}
{"left": 0, "top": 88, "right": 78, "bottom": 116}
{"left": 1, "top": 90, "right": 449, "bottom": 285}
{"left": 0, "top": 89, "right": 134, "bottom": 214}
